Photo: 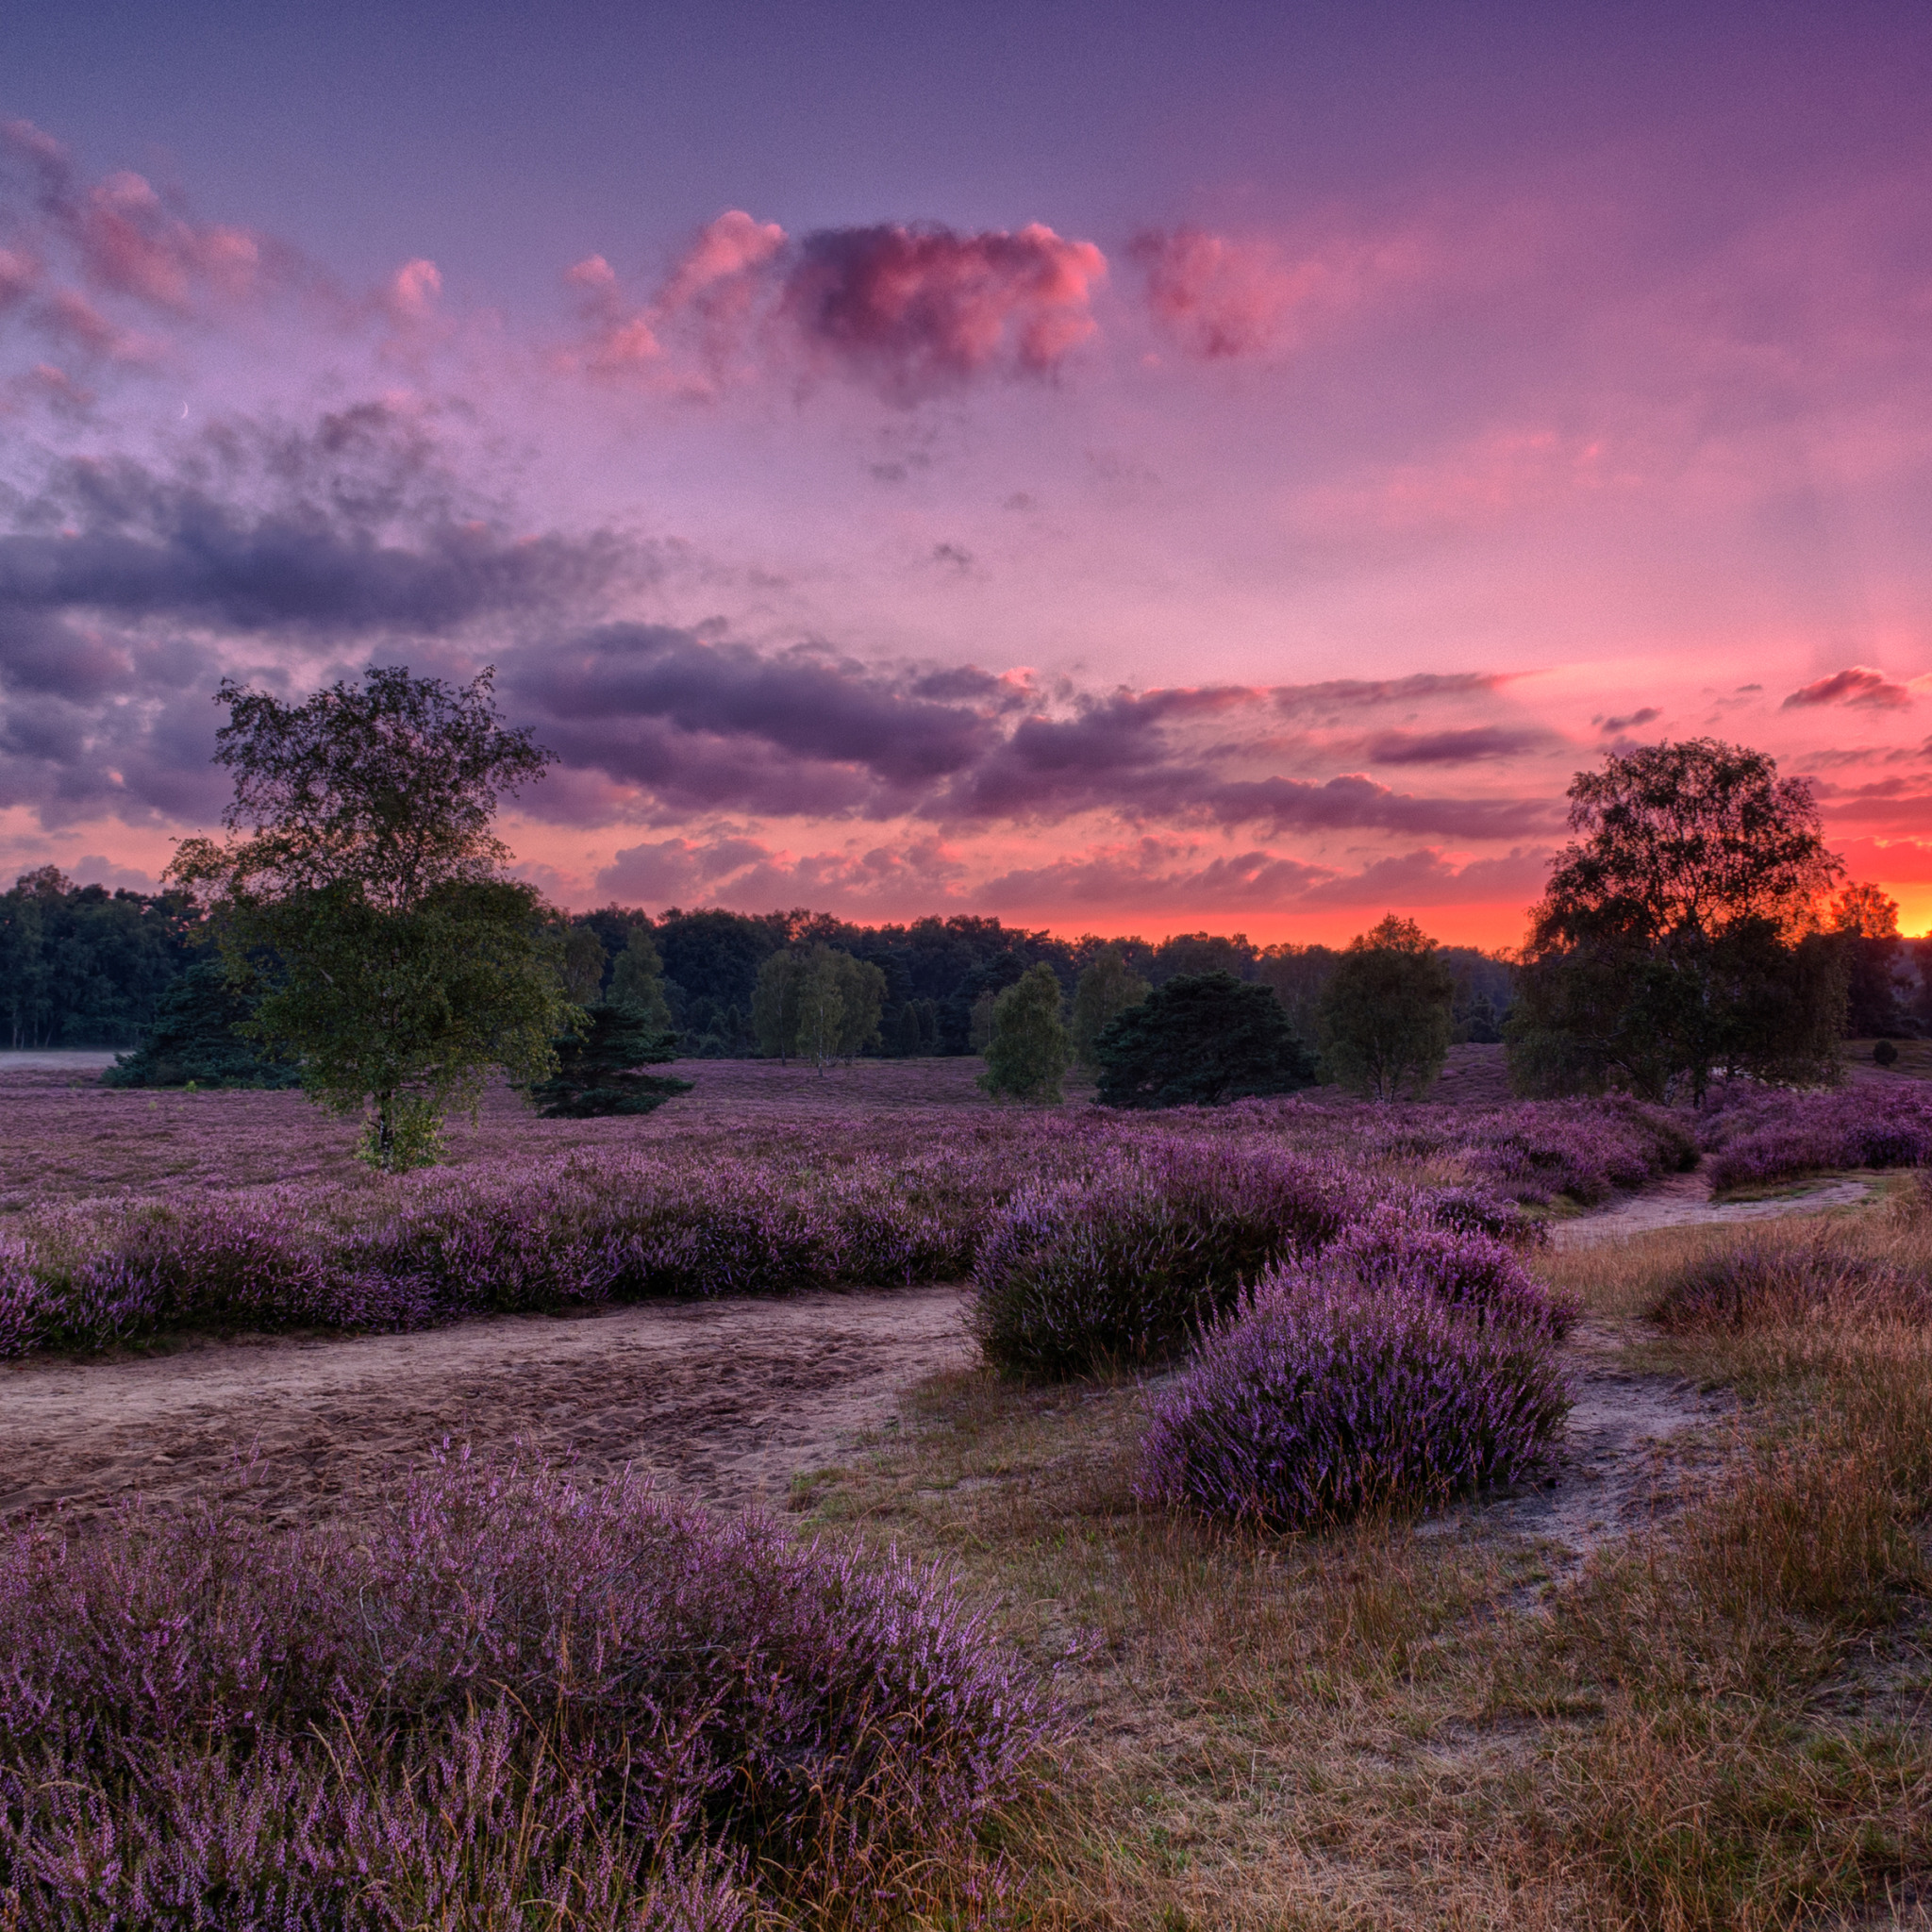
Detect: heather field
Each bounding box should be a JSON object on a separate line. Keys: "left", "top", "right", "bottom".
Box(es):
{"left": 2, "top": 1058, "right": 1930, "bottom": 1926}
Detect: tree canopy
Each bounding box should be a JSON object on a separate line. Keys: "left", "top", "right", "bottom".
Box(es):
{"left": 1316, "top": 914, "right": 1455, "bottom": 1101}
{"left": 526, "top": 1006, "right": 691, "bottom": 1118}
{"left": 1093, "top": 971, "right": 1316, "bottom": 1108}
{"left": 750, "top": 944, "right": 887, "bottom": 1070}
{"left": 978, "top": 961, "right": 1074, "bottom": 1101}
{"left": 1508, "top": 739, "right": 1847, "bottom": 1101}
{"left": 1070, "top": 947, "right": 1151, "bottom": 1069}
{"left": 169, "top": 666, "right": 576, "bottom": 1169}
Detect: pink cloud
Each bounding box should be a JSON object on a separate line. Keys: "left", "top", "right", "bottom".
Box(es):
{"left": 1129, "top": 225, "right": 1419, "bottom": 359}
{"left": 658, "top": 208, "right": 786, "bottom": 314}
{"left": 384, "top": 258, "right": 442, "bottom": 324}
{"left": 782, "top": 222, "right": 1106, "bottom": 397}
{"left": 560, "top": 254, "right": 663, "bottom": 373}
{"left": 558, "top": 214, "right": 1107, "bottom": 400}
{"left": 74, "top": 169, "right": 267, "bottom": 310}
{"left": 1782, "top": 666, "right": 1912, "bottom": 709}
{"left": 1293, "top": 427, "right": 1621, "bottom": 537}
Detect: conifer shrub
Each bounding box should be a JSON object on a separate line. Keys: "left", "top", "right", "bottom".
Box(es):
{"left": 100, "top": 959, "right": 301, "bottom": 1089}
{"left": 0, "top": 1457, "right": 1057, "bottom": 1926}
{"left": 1136, "top": 1275, "right": 1569, "bottom": 1529}
{"left": 528, "top": 1003, "right": 692, "bottom": 1117}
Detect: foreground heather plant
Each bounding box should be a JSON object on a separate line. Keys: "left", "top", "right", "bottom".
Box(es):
{"left": 971, "top": 1138, "right": 1368, "bottom": 1376}
{"left": 1137, "top": 1274, "right": 1569, "bottom": 1529}
{"left": 1697, "top": 1082, "right": 1932, "bottom": 1193}
{"left": 1321, "top": 1208, "right": 1577, "bottom": 1336}
{"left": 0, "top": 1456, "right": 1057, "bottom": 1927}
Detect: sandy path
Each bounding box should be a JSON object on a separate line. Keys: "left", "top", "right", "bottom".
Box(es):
{"left": 0, "top": 1286, "right": 976, "bottom": 1528}
{"left": 1551, "top": 1169, "right": 1874, "bottom": 1247}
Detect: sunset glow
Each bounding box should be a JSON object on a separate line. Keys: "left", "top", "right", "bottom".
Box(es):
{"left": 3, "top": 4, "right": 1928, "bottom": 944}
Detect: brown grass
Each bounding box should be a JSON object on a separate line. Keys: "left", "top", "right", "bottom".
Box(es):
{"left": 796, "top": 1199, "right": 1932, "bottom": 1928}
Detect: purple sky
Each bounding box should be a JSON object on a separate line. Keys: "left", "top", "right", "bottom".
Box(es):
{"left": 4, "top": 2, "right": 1929, "bottom": 942}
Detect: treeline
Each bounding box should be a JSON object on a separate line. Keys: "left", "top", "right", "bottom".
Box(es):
{"left": 560, "top": 905, "right": 1522, "bottom": 1059}
{"left": 1, "top": 867, "right": 195, "bottom": 1048}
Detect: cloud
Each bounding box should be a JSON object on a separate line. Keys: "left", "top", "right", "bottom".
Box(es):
{"left": 780, "top": 221, "right": 1106, "bottom": 400}
{"left": 1782, "top": 666, "right": 1912, "bottom": 709}
{"left": 559, "top": 213, "right": 1107, "bottom": 402}
{"left": 0, "top": 409, "right": 627, "bottom": 637}
{"left": 1362, "top": 725, "right": 1547, "bottom": 764}
{"left": 1273, "top": 672, "right": 1517, "bottom": 713}
{"left": 1293, "top": 845, "right": 1553, "bottom": 909}
{"left": 0, "top": 408, "right": 635, "bottom": 827}
{"left": 499, "top": 625, "right": 1553, "bottom": 841}
{"left": 658, "top": 208, "right": 786, "bottom": 315}
{"left": 1129, "top": 225, "right": 1418, "bottom": 359}
{"left": 3, "top": 119, "right": 297, "bottom": 329}
{"left": 1597, "top": 707, "right": 1660, "bottom": 733}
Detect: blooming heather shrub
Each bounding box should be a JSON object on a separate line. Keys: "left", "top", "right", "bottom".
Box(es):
{"left": 1136, "top": 1276, "right": 1570, "bottom": 1529}
{"left": 1405, "top": 1184, "right": 1548, "bottom": 1250}
{"left": 1646, "top": 1233, "right": 1931, "bottom": 1334}
{"left": 1324, "top": 1208, "right": 1575, "bottom": 1335}
{"left": 0, "top": 1457, "right": 1055, "bottom": 1926}
{"left": 1698, "top": 1085, "right": 1932, "bottom": 1193}
{"left": 972, "top": 1139, "right": 1364, "bottom": 1376}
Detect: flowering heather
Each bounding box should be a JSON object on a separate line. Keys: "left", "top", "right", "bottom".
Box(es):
{"left": 1, "top": 1055, "right": 1701, "bottom": 1362}
{"left": 1136, "top": 1274, "right": 1570, "bottom": 1530}
{"left": 1696, "top": 1083, "right": 1932, "bottom": 1193}
{"left": 1320, "top": 1208, "right": 1576, "bottom": 1336}
{"left": 972, "top": 1138, "right": 1369, "bottom": 1376}
{"left": 0, "top": 1455, "right": 1056, "bottom": 1927}
{"left": 1646, "top": 1229, "right": 1932, "bottom": 1333}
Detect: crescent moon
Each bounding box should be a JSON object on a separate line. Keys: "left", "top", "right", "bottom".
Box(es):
{"left": 179, "top": 403, "right": 189, "bottom": 420}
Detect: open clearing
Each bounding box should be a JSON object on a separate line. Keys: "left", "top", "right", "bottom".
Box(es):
{"left": 0, "top": 1283, "right": 975, "bottom": 1527}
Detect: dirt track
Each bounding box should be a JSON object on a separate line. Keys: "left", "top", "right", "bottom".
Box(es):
{"left": 0, "top": 1286, "right": 976, "bottom": 1528}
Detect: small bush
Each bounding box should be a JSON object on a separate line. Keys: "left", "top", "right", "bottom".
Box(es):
{"left": 972, "top": 1140, "right": 1361, "bottom": 1376}
{"left": 1136, "top": 1276, "right": 1569, "bottom": 1529}
{"left": 1322, "top": 1208, "right": 1577, "bottom": 1335}
{"left": 1699, "top": 1084, "right": 1932, "bottom": 1192}
{"left": 0, "top": 1456, "right": 1057, "bottom": 1925}
{"left": 1646, "top": 1233, "right": 1928, "bottom": 1334}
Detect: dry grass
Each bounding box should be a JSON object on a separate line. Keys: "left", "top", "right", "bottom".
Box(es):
{"left": 797, "top": 1198, "right": 1932, "bottom": 1928}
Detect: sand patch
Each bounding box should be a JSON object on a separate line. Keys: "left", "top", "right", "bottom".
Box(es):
{"left": 0, "top": 1284, "right": 976, "bottom": 1529}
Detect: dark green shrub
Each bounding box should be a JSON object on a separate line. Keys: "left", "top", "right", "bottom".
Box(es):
{"left": 1092, "top": 972, "right": 1315, "bottom": 1108}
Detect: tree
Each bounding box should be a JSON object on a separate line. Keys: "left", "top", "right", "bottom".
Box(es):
{"left": 750, "top": 944, "right": 886, "bottom": 1070}
{"left": 608, "top": 926, "right": 674, "bottom": 1030}
{"left": 1507, "top": 740, "right": 1846, "bottom": 1102}
{"left": 560, "top": 924, "right": 608, "bottom": 1007}
{"left": 1069, "top": 947, "right": 1151, "bottom": 1069}
{"left": 1316, "top": 915, "right": 1456, "bottom": 1101}
{"left": 169, "top": 666, "right": 575, "bottom": 1170}
{"left": 1831, "top": 882, "right": 1909, "bottom": 1038}
{"left": 978, "top": 962, "right": 1074, "bottom": 1101}
{"left": 526, "top": 1005, "right": 692, "bottom": 1117}
{"left": 100, "top": 960, "right": 301, "bottom": 1089}
{"left": 1093, "top": 971, "right": 1316, "bottom": 1108}
{"left": 968, "top": 990, "right": 997, "bottom": 1053}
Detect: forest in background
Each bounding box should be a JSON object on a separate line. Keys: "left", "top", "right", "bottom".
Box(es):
{"left": 2, "top": 866, "right": 1520, "bottom": 1055}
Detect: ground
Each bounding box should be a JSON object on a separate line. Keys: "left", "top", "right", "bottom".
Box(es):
{"left": 6, "top": 1050, "right": 1927, "bottom": 1926}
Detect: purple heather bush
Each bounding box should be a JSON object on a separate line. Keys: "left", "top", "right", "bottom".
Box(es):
{"left": 971, "top": 1138, "right": 1369, "bottom": 1376}
{"left": 1320, "top": 1208, "right": 1576, "bottom": 1336}
{"left": 1137, "top": 1273, "right": 1571, "bottom": 1530}
{"left": 0, "top": 1455, "right": 1056, "bottom": 1928}
{"left": 1646, "top": 1230, "right": 1932, "bottom": 1334}
{"left": 1, "top": 1088, "right": 1697, "bottom": 1365}
{"left": 1696, "top": 1083, "right": 1932, "bottom": 1194}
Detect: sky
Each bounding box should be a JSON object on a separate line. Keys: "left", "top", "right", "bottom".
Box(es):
{"left": 2, "top": 0, "right": 1929, "bottom": 947}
